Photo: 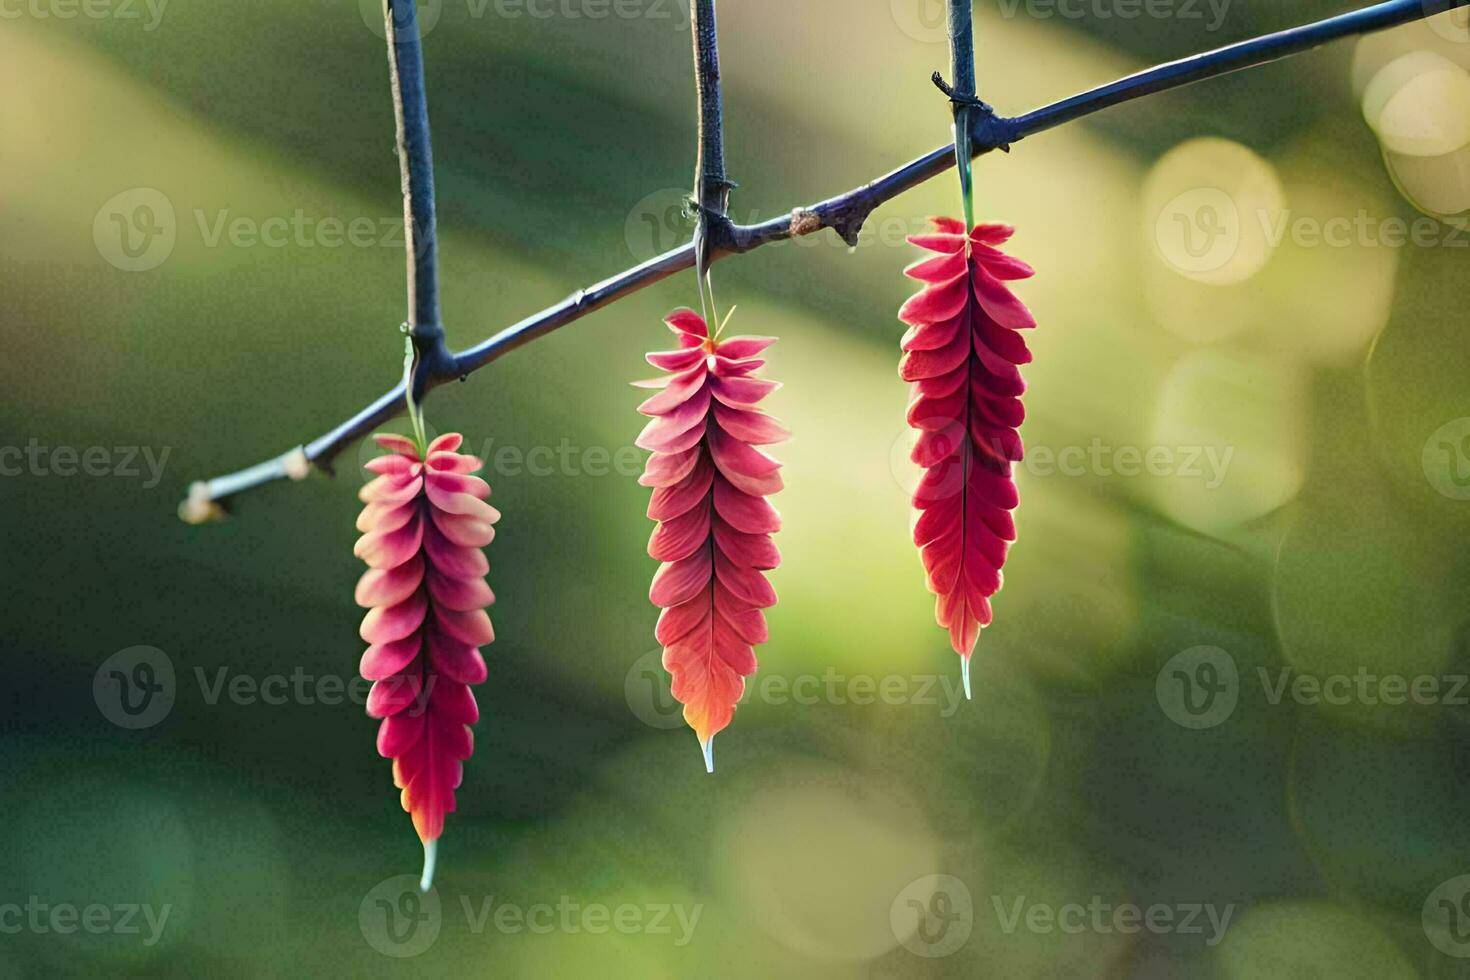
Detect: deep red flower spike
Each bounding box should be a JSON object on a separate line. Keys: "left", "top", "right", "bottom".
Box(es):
{"left": 354, "top": 431, "right": 498, "bottom": 890}
{"left": 898, "top": 216, "right": 1036, "bottom": 697}
{"left": 636, "top": 309, "right": 787, "bottom": 771}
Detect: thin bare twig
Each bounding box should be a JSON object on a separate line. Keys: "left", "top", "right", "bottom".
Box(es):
{"left": 185, "top": 0, "right": 1469, "bottom": 515}
{"left": 690, "top": 0, "right": 734, "bottom": 281}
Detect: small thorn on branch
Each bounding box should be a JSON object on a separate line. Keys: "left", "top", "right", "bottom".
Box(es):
{"left": 931, "top": 71, "right": 992, "bottom": 113}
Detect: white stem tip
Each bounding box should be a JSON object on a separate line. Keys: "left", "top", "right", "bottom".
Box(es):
{"left": 420, "top": 838, "right": 438, "bottom": 893}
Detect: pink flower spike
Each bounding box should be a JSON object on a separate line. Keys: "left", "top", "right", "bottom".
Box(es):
{"left": 899, "top": 219, "right": 1036, "bottom": 689}
{"left": 638, "top": 310, "right": 786, "bottom": 767}
{"left": 354, "top": 431, "right": 498, "bottom": 890}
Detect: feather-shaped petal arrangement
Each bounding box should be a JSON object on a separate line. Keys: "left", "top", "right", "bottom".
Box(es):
{"left": 637, "top": 309, "right": 787, "bottom": 771}
{"left": 898, "top": 216, "right": 1036, "bottom": 696}
{"left": 354, "top": 431, "right": 498, "bottom": 890}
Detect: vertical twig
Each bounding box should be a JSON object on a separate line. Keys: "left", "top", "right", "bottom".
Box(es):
{"left": 948, "top": 0, "right": 977, "bottom": 229}
{"left": 384, "top": 0, "right": 450, "bottom": 388}
{"left": 689, "top": 0, "right": 732, "bottom": 320}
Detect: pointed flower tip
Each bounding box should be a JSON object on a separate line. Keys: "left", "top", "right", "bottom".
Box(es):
{"left": 961, "top": 655, "right": 972, "bottom": 701}
{"left": 419, "top": 837, "right": 438, "bottom": 893}
{"left": 701, "top": 736, "right": 715, "bottom": 774}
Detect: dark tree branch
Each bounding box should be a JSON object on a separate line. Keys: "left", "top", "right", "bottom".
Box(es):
{"left": 385, "top": 0, "right": 452, "bottom": 383}
{"left": 690, "top": 0, "right": 733, "bottom": 276}
{"left": 946, "top": 0, "right": 977, "bottom": 226}
{"left": 184, "top": 0, "right": 1469, "bottom": 517}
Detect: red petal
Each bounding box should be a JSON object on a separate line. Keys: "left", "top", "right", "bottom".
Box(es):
{"left": 639, "top": 444, "right": 703, "bottom": 488}
{"left": 648, "top": 454, "right": 715, "bottom": 522}
{"left": 361, "top": 635, "right": 422, "bottom": 681}
{"left": 648, "top": 504, "right": 713, "bottom": 563}
{"left": 712, "top": 403, "right": 788, "bottom": 445}
{"left": 711, "top": 374, "right": 780, "bottom": 409}
{"left": 638, "top": 364, "right": 708, "bottom": 416}
{"left": 715, "top": 336, "right": 776, "bottom": 359}
{"left": 665, "top": 308, "right": 709, "bottom": 338}
{"left": 713, "top": 476, "right": 781, "bottom": 532}
{"left": 649, "top": 549, "right": 714, "bottom": 607}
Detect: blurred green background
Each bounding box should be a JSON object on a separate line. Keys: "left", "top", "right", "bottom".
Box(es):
{"left": 3, "top": 1, "right": 1470, "bottom": 976}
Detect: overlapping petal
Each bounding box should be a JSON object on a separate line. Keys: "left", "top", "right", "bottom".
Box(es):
{"left": 354, "top": 432, "right": 497, "bottom": 879}
{"left": 638, "top": 310, "right": 786, "bottom": 769}
{"left": 900, "top": 218, "right": 1035, "bottom": 673}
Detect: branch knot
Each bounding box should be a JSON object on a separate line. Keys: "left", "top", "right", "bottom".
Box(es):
{"left": 931, "top": 72, "right": 1012, "bottom": 153}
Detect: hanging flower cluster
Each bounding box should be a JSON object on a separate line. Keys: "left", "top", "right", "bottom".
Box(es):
{"left": 354, "top": 432, "right": 498, "bottom": 889}
{"left": 635, "top": 309, "right": 787, "bottom": 771}
{"left": 898, "top": 216, "right": 1036, "bottom": 692}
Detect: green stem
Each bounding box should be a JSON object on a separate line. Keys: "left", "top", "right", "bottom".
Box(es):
{"left": 402, "top": 333, "right": 428, "bottom": 455}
